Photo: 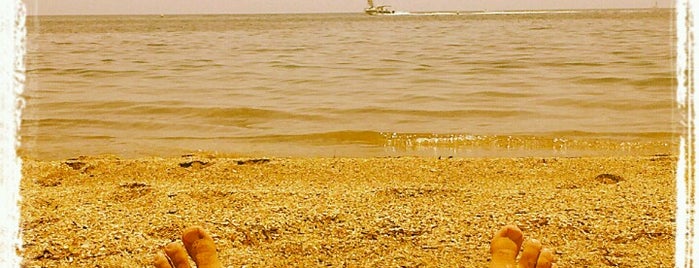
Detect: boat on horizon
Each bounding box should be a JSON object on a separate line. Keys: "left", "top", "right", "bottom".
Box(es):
{"left": 364, "top": 0, "right": 395, "bottom": 15}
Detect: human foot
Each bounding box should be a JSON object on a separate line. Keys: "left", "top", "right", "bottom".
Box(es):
{"left": 490, "top": 225, "right": 555, "bottom": 268}
{"left": 153, "top": 225, "right": 553, "bottom": 267}
{"left": 154, "top": 226, "right": 223, "bottom": 268}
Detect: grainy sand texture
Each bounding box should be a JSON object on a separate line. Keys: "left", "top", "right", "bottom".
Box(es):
{"left": 20, "top": 154, "right": 675, "bottom": 267}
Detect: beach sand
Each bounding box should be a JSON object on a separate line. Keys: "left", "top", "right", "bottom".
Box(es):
{"left": 20, "top": 154, "right": 676, "bottom": 267}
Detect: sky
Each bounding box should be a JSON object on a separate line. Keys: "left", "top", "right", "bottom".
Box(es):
{"left": 25, "top": 0, "right": 676, "bottom": 16}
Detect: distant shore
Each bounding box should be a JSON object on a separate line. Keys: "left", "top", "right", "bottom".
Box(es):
{"left": 24, "top": 7, "right": 675, "bottom": 17}
{"left": 20, "top": 154, "right": 675, "bottom": 266}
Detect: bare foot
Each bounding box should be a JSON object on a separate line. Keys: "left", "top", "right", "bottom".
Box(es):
{"left": 154, "top": 225, "right": 553, "bottom": 267}
{"left": 490, "top": 225, "right": 555, "bottom": 268}
{"left": 154, "top": 226, "right": 223, "bottom": 268}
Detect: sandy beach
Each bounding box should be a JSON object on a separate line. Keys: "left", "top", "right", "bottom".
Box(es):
{"left": 20, "top": 154, "right": 675, "bottom": 267}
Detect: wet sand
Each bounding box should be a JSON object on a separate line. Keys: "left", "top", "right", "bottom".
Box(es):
{"left": 20, "top": 154, "right": 676, "bottom": 267}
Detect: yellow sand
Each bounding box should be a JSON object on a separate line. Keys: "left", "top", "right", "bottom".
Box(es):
{"left": 20, "top": 154, "right": 676, "bottom": 267}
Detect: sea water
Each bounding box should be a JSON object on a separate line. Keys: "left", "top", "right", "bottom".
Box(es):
{"left": 22, "top": 9, "right": 677, "bottom": 160}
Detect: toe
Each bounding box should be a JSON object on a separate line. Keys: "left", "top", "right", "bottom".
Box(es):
{"left": 517, "top": 239, "right": 542, "bottom": 268}
{"left": 535, "top": 248, "right": 555, "bottom": 268}
{"left": 490, "top": 225, "right": 525, "bottom": 267}
{"left": 153, "top": 252, "right": 173, "bottom": 268}
{"left": 182, "top": 226, "right": 222, "bottom": 268}
{"left": 491, "top": 225, "right": 524, "bottom": 253}
{"left": 164, "top": 242, "right": 192, "bottom": 268}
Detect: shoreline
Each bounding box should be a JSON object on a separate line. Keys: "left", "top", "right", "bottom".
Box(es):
{"left": 18, "top": 134, "right": 678, "bottom": 162}
{"left": 20, "top": 155, "right": 676, "bottom": 266}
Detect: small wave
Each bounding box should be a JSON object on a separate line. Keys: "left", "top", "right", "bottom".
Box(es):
{"left": 26, "top": 67, "right": 58, "bottom": 73}
{"left": 253, "top": 47, "right": 307, "bottom": 53}
{"left": 546, "top": 130, "right": 676, "bottom": 139}
{"left": 271, "top": 63, "right": 307, "bottom": 69}
{"left": 571, "top": 76, "right": 628, "bottom": 85}
{"left": 540, "top": 97, "right": 671, "bottom": 111}
{"left": 338, "top": 107, "right": 534, "bottom": 118}
{"left": 269, "top": 61, "right": 324, "bottom": 69}
{"left": 380, "top": 58, "right": 411, "bottom": 64}
{"left": 631, "top": 76, "right": 676, "bottom": 87}
{"left": 136, "top": 106, "right": 297, "bottom": 119}
{"left": 472, "top": 60, "right": 528, "bottom": 70}
{"left": 168, "top": 63, "right": 210, "bottom": 71}
{"left": 54, "top": 68, "right": 141, "bottom": 77}
{"left": 22, "top": 117, "right": 185, "bottom": 131}
{"left": 245, "top": 130, "right": 386, "bottom": 145}
{"left": 379, "top": 132, "right": 676, "bottom": 157}
{"left": 31, "top": 100, "right": 145, "bottom": 111}
{"left": 464, "top": 91, "right": 535, "bottom": 98}
{"left": 409, "top": 77, "right": 451, "bottom": 84}
{"left": 543, "top": 62, "right": 605, "bottom": 67}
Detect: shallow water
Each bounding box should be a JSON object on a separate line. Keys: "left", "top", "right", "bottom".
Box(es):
{"left": 22, "top": 9, "right": 678, "bottom": 160}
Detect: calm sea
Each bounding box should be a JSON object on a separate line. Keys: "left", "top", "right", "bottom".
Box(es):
{"left": 22, "top": 9, "right": 678, "bottom": 160}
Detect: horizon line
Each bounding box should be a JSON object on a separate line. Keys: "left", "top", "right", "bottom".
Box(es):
{"left": 26, "top": 7, "right": 675, "bottom": 17}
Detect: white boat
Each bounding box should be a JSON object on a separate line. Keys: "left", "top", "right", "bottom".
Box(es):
{"left": 364, "top": 0, "right": 395, "bottom": 15}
